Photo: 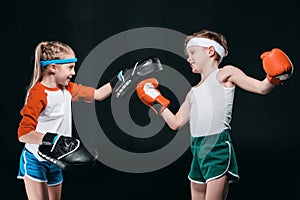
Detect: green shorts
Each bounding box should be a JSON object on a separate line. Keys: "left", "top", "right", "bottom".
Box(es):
{"left": 188, "top": 130, "right": 239, "bottom": 184}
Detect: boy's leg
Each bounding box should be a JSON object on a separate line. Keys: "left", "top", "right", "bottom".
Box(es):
{"left": 206, "top": 175, "right": 229, "bottom": 200}
{"left": 190, "top": 181, "right": 206, "bottom": 200}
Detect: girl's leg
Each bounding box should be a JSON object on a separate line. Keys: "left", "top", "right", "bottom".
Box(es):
{"left": 48, "top": 183, "right": 62, "bottom": 200}
{"left": 205, "top": 175, "right": 229, "bottom": 200}
{"left": 190, "top": 181, "right": 206, "bottom": 200}
{"left": 24, "top": 176, "right": 49, "bottom": 200}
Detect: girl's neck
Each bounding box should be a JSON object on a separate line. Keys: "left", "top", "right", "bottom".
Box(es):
{"left": 41, "top": 76, "right": 58, "bottom": 88}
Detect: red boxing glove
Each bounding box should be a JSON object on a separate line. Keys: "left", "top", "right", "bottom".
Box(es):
{"left": 136, "top": 78, "right": 170, "bottom": 114}
{"left": 260, "top": 48, "right": 293, "bottom": 85}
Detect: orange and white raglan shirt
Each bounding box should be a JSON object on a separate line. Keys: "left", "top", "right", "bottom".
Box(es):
{"left": 18, "top": 82, "right": 95, "bottom": 161}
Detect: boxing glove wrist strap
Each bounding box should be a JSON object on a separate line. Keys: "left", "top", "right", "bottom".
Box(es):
{"left": 42, "top": 132, "right": 59, "bottom": 146}
{"left": 109, "top": 76, "right": 118, "bottom": 88}
{"left": 110, "top": 70, "right": 125, "bottom": 88}
{"left": 267, "top": 75, "right": 282, "bottom": 85}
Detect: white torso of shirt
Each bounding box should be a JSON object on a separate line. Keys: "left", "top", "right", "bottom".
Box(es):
{"left": 188, "top": 69, "right": 235, "bottom": 137}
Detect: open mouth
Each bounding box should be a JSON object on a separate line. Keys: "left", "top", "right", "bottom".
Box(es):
{"left": 67, "top": 76, "right": 72, "bottom": 81}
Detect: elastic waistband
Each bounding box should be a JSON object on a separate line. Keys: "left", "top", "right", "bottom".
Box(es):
{"left": 191, "top": 130, "right": 231, "bottom": 146}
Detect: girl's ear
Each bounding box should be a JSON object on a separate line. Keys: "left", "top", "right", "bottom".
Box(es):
{"left": 49, "top": 64, "right": 57, "bottom": 73}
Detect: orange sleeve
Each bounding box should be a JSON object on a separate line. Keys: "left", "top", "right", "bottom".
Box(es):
{"left": 18, "top": 86, "right": 47, "bottom": 139}
{"left": 67, "top": 82, "right": 95, "bottom": 102}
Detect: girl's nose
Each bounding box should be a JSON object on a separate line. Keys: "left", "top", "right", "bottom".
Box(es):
{"left": 71, "top": 68, "right": 76, "bottom": 75}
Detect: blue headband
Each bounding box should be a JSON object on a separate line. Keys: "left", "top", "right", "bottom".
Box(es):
{"left": 40, "top": 58, "right": 78, "bottom": 67}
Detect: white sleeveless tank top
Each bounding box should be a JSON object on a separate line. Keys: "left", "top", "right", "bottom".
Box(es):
{"left": 188, "top": 69, "right": 235, "bottom": 137}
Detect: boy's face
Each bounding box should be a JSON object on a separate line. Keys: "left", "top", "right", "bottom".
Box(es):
{"left": 186, "top": 46, "right": 208, "bottom": 73}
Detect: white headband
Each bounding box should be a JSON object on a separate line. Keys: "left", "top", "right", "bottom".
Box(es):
{"left": 186, "top": 37, "right": 226, "bottom": 60}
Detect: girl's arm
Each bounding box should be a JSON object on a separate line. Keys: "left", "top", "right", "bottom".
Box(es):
{"left": 94, "top": 69, "right": 126, "bottom": 101}
{"left": 18, "top": 131, "right": 44, "bottom": 144}
{"left": 94, "top": 83, "right": 113, "bottom": 101}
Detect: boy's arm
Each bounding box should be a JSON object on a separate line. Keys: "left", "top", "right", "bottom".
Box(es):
{"left": 220, "top": 48, "right": 293, "bottom": 95}
{"left": 136, "top": 77, "right": 190, "bottom": 130}
{"left": 220, "top": 65, "right": 275, "bottom": 94}
{"left": 160, "top": 97, "right": 190, "bottom": 130}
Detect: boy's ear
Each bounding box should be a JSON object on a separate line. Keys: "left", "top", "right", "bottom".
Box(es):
{"left": 208, "top": 46, "right": 216, "bottom": 57}
{"left": 208, "top": 46, "right": 215, "bottom": 56}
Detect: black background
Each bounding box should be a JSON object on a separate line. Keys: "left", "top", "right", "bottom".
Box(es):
{"left": 1, "top": 0, "right": 299, "bottom": 199}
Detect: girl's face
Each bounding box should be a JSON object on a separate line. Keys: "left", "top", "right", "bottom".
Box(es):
{"left": 54, "top": 53, "right": 76, "bottom": 86}
{"left": 186, "top": 46, "right": 208, "bottom": 74}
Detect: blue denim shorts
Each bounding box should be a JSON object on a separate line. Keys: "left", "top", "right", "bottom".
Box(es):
{"left": 17, "top": 148, "right": 63, "bottom": 186}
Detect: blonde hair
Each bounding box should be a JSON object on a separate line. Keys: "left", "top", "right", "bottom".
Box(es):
{"left": 184, "top": 29, "right": 228, "bottom": 62}
{"left": 25, "top": 41, "right": 74, "bottom": 103}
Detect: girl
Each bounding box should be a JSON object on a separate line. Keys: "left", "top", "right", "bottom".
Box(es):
{"left": 17, "top": 41, "right": 120, "bottom": 200}
{"left": 136, "top": 29, "right": 293, "bottom": 200}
